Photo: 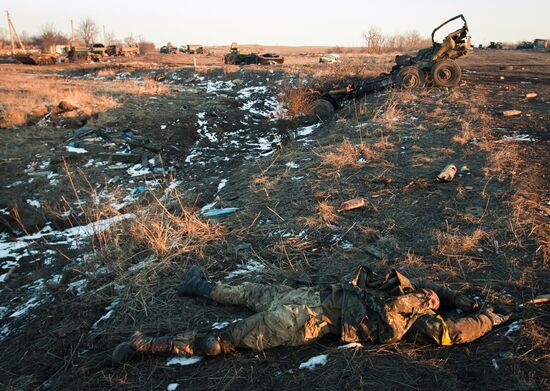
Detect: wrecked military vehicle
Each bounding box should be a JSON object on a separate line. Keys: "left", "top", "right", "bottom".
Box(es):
{"left": 310, "top": 14, "right": 472, "bottom": 119}
{"left": 224, "top": 42, "right": 284, "bottom": 65}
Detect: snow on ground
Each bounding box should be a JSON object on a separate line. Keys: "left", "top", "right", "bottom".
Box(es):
{"left": 338, "top": 342, "right": 363, "bottom": 349}
{"left": 65, "top": 145, "right": 88, "bottom": 154}
{"left": 167, "top": 384, "right": 179, "bottom": 391}
{"left": 26, "top": 199, "right": 41, "bottom": 208}
{"left": 225, "top": 260, "right": 265, "bottom": 279}
{"left": 184, "top": 73, "right": 316, "bottom": 172}
{"left": 127, "top": 164, "right": 152, "bottom": 177}
{"left": 299, "top": 354, "right": 328, "bottom": 370}
{"left": 91, "top": 299, "right": 121, "bottom": 331}
{"left": 166, "top": 356, "right": 202, "bottom": 366}
{"left": 0, "top": 214, "right": 134, "bottom": 341}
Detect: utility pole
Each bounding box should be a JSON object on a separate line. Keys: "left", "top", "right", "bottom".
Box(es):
{"left": 5, "top": 11, "right": 25, "bottom": 55}
{"left": 6, "top": 11, "right": 15, "bottom": 55}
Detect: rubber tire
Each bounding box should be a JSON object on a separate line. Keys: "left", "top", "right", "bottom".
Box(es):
{"left": 431, "top": 60, "right": 462, "bottom": 88}
{"left": 311, "top": 99, "right": 335, "bottom": 121}
{"left": 395, "top": 66, "right": 425, "bottom": 90}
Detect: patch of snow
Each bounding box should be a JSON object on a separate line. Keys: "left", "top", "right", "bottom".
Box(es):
{"left": 66, "top": 279, "right": 88, "bottom": 296}
{"left": 296, "top": 123, "right": 321, "bottom": 137}
{"left": 128, "top": 256, "right": 155, "bottom": 272}
{"left": 167, "top": 384, "right": 179, "bottom": 391}
{"left": 338, "top": 342, "right": 363, "bottom": 349}
{"left": 225, "top": 260, "right": 265, "bottom": 279}
{"left": 160, "top": 125, "right": 167, "bottom": 130}
{"left": 216, "top": 179, "right": 228, "bottom": 193}
{"left": 286, "top": 162, "right": 299, "bottom": 169}
{"left": 9, "top": 297, "right": 44, "bottom": 318}
{"left": 65, "top": 145, "right": 88, "bottom": 154}
{"left": 299, "top": 354, "right": 328, "bottom": 370}
{"left": 204, "top": 80, "right": 235, "bottom": 94}
{"left": 237, "top": 86, "right": 269, "bottom": 99}
{"left": 91, "top": 299, "right": 121, "bottom": 330}
{"left": 127, "top": 164, "right": 151, "bottom": 177}
{"left": 0, "top": 306, "right": 8, "bottom": 320}
{"left": 166, "top": 356, "right": 202, "bottom": 366}
{"left": 26, "top": 199, "right": 41, "bottom": 208}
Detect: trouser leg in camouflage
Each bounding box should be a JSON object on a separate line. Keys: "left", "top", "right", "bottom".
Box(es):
{"left": 202, "top": 282, "right": 334, "bottom": 351}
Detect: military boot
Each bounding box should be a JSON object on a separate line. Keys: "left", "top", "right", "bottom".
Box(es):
{"left": 112, "top": 331, "right": 186, "bottom": 366}
{"left": 176, "top": 266, "right": 213, "bottom": 298}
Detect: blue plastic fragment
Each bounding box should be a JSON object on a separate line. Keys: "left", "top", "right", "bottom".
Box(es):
{"left": 203, "top": 208, "right": 239, "bottom": 217}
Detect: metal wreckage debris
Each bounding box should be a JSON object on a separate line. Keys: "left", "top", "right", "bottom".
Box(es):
{"left": 309, "top": 14, "right": 472, "bottom": 119}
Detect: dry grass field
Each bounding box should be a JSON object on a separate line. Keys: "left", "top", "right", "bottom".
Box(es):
{"left": 0, "top": 48, "right": 548, "bottom": 390}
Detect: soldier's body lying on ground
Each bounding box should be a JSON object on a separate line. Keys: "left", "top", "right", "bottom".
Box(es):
{"left": 112, "top": 266, "right": 511, "bottom": 365}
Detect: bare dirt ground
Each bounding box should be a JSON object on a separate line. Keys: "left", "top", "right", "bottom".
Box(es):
{"left": 0, "top": 48, "right": 548, "bottom": 390}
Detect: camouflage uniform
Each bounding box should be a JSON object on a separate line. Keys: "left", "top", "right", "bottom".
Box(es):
{"left": 339, "top": 266, "right": 501, "bottom": 345}
{"left": 179, "top": 267, "right": 502, "bottom": 350}
{"left": 113, "top": 267, "right": 507, "bottom": 365}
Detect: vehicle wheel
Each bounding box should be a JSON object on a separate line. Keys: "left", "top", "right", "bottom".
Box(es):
{"left": 395, "top": 66, "right": 425, "bottom": 89}
{"left": 431, "top": 59, "right": 461, "bottom": 87}
{"left": 311, "top": 99, "right": 335, "bottom": 121}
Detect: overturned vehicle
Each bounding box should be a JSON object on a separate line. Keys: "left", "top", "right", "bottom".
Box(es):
{"left": 310, "top": 15, "right": 471, "bottom": 118}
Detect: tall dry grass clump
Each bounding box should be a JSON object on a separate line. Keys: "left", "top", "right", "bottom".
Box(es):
{"left": 318, "top": 138, "right": 384, "bottom": 171}
{"left": 127, "top": 200, "right": 224, "bottom": 260}
{"left": 372, "top": 93, "right": 402, "bottom": 126}
{"left": 278, "top": 84, "right": 316, "bottom": 118}
{"left": 301, "top": 201, "right": 339, "bottom": 228}
{"left": 434, "top": 228, "right": 487, "bottom": 256}
{"left": 318, "top": 138, "right": 362, "bottom": 169}
{"left": 452, "top": 120, "right": 475, "bottom": 144}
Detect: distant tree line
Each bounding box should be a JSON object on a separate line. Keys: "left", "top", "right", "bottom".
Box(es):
{"left": 363, "top": 26, "right": 432, "bottom": 53}
{"left": 0, "top": 17, "right": 155, "bottom": 53}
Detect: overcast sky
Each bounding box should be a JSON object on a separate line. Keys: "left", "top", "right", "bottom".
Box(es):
{"left": 3, "top": 0, "right": 549, "bottom": 47}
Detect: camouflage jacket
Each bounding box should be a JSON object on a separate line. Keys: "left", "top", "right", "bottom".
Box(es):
{"left": 340, "top": 267, "right": 495, "bottom": 345}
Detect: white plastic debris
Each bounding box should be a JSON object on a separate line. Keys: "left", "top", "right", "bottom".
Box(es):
{"left": 299, "top": 354, "right": 328, "bottom": 370}
{"left": 437, "top": 164, "right": 457, "bottom": 182}
{"left": 166, "top": 356, "right": 202, "bottom": 366}
{"left": 503, "top": 320, "right": 523, "bottom": 337}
